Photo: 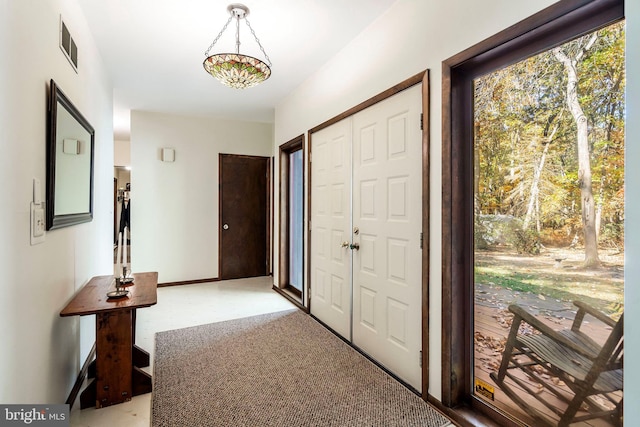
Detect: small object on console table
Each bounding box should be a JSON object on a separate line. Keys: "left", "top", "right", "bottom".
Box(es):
{"left": 106, "top": 277, "right": 129, "bottom": 299}
{"left": 120, "top": 265, "right": 134, "bottom": 285}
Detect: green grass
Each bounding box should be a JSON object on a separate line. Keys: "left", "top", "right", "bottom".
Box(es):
{"left": 474, "top": 266, "right": 623, "bottom": 314}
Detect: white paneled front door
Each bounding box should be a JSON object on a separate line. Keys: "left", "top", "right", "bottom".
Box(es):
{"left": 310, "top": 118, "right": 352, "bottom": 340}
{"left": 310, "top": 84, "right": 422, "bottom": 391}
{"left": 351, "top": 85, "right": 422, "bottom": 391}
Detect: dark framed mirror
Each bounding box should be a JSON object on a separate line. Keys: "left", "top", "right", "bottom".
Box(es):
{"left": 46, "top": 79, "right": 95, "bottom": 230}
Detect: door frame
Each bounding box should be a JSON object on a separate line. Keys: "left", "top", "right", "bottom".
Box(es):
{"left": 307, "top": 70, "right": 430, "bottom": 398}
{"left": 218, "top": 153, "right": 272, "bottom": 280}
{"left": 275, "top": 135, "right": 307, "bottom": 310}
{"left": 441, "top": 0, "right": 623, "bottom": 422}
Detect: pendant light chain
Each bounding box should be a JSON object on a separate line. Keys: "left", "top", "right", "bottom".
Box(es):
{"left": 235, "top": 14, "right": 241, "bottom": 54}
{"left": 204, "top": 15, "right": 233, "bottom": 57}
{"left": 245, "top": 18, "right": 271, "bottom": 67}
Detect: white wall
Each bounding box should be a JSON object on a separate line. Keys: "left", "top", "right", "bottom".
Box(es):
{"left": 130, "top": 111, "right": 273, "bottom": 283}
{"left": 274, "top": 0, "right": 639, "bottom": 417}
{"left": 0, "top": 0, "right": 113, "bottom": 403}
{"left": 114, "top": 139, "right": 131, "bottom": 167}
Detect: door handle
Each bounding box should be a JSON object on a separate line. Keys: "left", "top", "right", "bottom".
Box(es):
{"left": 341, "top": 241, "right": 350, "bottom": 248}
{"left": 223, "top": 223, "right": 229, "bottom": 230}
{"left": 350, "top": 243, "right": 360, "bottom": 250}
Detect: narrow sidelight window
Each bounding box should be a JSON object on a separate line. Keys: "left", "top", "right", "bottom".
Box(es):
{"left": 278, "top": 135, "right": 305, "bottom": 303}
{"left": 288, "top": 149, "right": 304, "bottom": 291}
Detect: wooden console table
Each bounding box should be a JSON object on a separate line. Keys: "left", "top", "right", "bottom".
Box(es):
{"left": 60, "top": 271, "right": 158, "bottom": 409}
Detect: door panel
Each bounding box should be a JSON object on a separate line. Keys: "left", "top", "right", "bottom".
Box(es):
{"left": 309, "top": 85, "right": 423, "bottom": 391}
{"left": 310, "top": 119, "right": 352, "bottom": 339}
{"left": 219, "top": 154, "right": 269, "bottom": 280}
{"left": 352, "top": 84, "right": 422, "bottom": 391}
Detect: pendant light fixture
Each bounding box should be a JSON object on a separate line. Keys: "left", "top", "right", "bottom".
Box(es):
{"left": 203, "top": 3, "right": 272, "bottom": 89}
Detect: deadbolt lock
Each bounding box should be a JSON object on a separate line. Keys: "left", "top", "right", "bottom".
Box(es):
{"left": 353, "top": 226, "right": 359, "bottom": 235}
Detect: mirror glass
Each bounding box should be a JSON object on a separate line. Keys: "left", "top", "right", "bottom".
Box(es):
{"left": 114, "top": 167, "right": 131, "bottom": 264}
{"left": 46, "top": 80, "right": 95, "bottom": 230}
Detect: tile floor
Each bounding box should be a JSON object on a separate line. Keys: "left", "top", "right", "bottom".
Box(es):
{"left": 69, "top": 276, "right": 296, "bottom": 427}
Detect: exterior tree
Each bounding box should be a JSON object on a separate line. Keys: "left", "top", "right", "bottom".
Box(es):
{"left": 521, "top": 114, "right": 562, "bottom": 231}
{"left": 581, "top": 22, "right": 626, "bottom": 249}
{"left": 473, "top": 21, "right": 624, "bottom": 255}
{"left": 553, "top": 34, "right": 601, "bottom": 268}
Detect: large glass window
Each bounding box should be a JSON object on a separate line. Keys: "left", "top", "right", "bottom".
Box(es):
{"left": 441, "top": 1, "right": 624, "bottom": 424}
{"left": 472, "top": 22, "right": 624, "bottom": 425}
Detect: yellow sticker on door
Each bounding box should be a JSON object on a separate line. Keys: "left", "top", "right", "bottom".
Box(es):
{"left": 475, "top": 378, "right": 495, "bottom": 401}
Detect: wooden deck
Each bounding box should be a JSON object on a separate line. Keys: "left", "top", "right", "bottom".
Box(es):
{"left": 474, "top": 300, "right": 621, "bottom": 426}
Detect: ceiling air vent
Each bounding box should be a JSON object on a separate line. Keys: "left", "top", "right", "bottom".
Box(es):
{"left": 59, "top": 16, "right": 78, "bottom": 72}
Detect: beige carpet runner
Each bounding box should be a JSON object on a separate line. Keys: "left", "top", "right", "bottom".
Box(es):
{"left": 152, "top": 309, "right": 453, "bottom": 427}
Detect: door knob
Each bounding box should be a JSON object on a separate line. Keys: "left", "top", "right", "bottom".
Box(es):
{"left": 341, "top": 241, "right": 350, "bottom": 248}
{"left": 223, "top": 224, "right": 229, "bottom": 230}
{"left": 350, "top": 243, "right": 360, "bottom": 250}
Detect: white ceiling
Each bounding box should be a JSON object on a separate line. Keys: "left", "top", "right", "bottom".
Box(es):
{"left": 77, "top": 0, "right": 398, "bottom": 140}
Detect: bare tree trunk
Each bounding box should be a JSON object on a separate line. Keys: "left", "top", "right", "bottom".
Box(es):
{"left": 596, "top": 173, "right": 604, "bottom": 241}
{"left": 522, "top": 142, "right": 549, "bottom": 230}
{"left": 554, "top": 35, "right": 601, "bottom": 268}
{"left": 522, "top": 118, "right": 560, "bottom": 231}
{"left": 535, "top": 196, "right": 541, "bottom": 232}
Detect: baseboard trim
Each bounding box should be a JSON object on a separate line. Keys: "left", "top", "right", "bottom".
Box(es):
{"left": 66, "top": 342, "right": 96, "bottom": 409}
{"left": 158, "top": 277, "right": 220, "bottom": 287}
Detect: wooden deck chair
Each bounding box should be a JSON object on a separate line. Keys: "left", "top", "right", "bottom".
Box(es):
{"left": 490, "top": 301, "right": 623, "bottom": 427}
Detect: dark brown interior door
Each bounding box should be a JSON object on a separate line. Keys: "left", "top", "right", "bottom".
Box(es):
{"left": 219, "top": 154, "right": 270, "bottom": 280}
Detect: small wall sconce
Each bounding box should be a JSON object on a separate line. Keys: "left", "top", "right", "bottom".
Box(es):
{"left": 63, "top": 138, "right": 80, "bottom": 155}
{"left": 161, "top": 148, "right": 175, "bottom": 162}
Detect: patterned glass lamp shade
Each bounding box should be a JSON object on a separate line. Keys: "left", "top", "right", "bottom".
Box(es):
{"left": 204, "top": 4, "right": 272, "bottom": 89}
{"left": 203, "top": 53, "right": 271, "bottom": 89}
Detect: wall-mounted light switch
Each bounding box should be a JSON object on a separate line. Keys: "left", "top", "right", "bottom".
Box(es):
{"left": 31, "top": 178, "right": 45, "bottom": 245}
{"left": 30, "top": 202, "right": 46, "bottom": 245}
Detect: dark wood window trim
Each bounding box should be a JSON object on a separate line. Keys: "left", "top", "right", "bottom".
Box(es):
{"left": 277, "top": 135, "right": 306, "bottom": 310}
{"left": 307, "top": 70, "right": 431, "bottom": 399}
{"left": 441, "top": 0, "right": 623, "bottom": 424}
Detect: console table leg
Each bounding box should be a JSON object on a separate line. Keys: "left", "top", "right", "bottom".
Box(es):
{"left": 79, "top": 379, "right": 97, "bottom": 409}
{"left": 132, "top": 367, "right": 153, "bottom": 396}
{"left": 133, "top": 345, "right": 150, "bottom": 368}
{"left": 95, "top": 310, "right": 133, "bottom": 408}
